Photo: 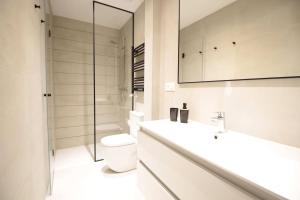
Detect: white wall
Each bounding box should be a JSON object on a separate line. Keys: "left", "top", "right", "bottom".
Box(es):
{"left": 134, "top": 3, "right": 146, "bottom": 112}
{"left": 134, "top": 2, "right": 145, "bottom": 48}
{"left": 146, "top": 0, "right": 300, "bottom": 148}
{"left": 144, "top": 0, "right": 161, "bottom": 120}
{"left": 0, "top": 0, "right": 49, "bottom": 199}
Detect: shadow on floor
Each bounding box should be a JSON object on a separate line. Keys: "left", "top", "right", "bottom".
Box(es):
{"left": 101, "top": 165, "right": 136, "bottom": 178}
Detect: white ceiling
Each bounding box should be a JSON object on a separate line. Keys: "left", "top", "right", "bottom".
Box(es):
{"left": 51, "top": 0, "right": 144, "bottom": 29}
{"left": 181, "top": 0, "right": 238, "bottom": 29}
{"left": 51, "top": 0, "right": 237, "bottom": 30}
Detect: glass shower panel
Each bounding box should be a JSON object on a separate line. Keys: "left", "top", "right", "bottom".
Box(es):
{"left": 45, "top": 0, "right": 55, "bottom": 193}
{"left": 93, "top": 2, "right": 133, "bottom": 161}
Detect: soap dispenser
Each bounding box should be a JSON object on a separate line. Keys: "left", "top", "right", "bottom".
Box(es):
{"left": 180, "top": 103, "right": 189, "bottom": 123}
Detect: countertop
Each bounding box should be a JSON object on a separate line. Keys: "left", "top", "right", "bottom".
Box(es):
{"left": 139, "top": 120, "right": 300, "bottom": 200}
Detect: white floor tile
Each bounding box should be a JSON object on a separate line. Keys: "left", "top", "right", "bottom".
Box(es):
{"left": 51, "top": 146, "right": 144, "bottom": 200}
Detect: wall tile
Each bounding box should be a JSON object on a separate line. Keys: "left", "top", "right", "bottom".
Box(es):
{"left": 53, "top": 15, "right": 132, "bottom": 149}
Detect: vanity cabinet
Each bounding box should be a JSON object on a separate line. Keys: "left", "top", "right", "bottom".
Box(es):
{"left": 137, "top": 162, "right": 175, "bottom": 200}
{"left": 137, "top": 131, "right": 259, "bottom": 200}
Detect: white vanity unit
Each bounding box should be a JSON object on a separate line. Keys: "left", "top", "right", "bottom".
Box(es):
{"left": 137, "top": 120, "right": 300, "bottom": 200}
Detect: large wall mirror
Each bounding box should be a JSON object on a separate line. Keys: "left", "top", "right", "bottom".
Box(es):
{"left": 178, "top": 0, "right": 300, "bottom": 83}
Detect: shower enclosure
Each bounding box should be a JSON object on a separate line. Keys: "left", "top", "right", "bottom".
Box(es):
{"left": 93, "top": 1, "right": 134, "bottom": 161}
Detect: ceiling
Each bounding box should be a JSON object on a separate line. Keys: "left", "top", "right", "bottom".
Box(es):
{"left": 181, "top": 0, "right": 238, "bottom": 29}
{"left": 51, "top": 0, "right": 144, "bottom": 29}
{"left": 51, "top": 0, "right": 237, "bottom": 30}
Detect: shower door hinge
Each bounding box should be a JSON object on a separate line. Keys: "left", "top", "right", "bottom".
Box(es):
{"left": 34, "top": 4, "right": 41, "bottom": 9}
{"left": 48, "top": 29, "right": 51, "bottom": 37}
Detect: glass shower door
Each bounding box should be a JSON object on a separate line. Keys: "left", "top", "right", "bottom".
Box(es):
{"left": 45, "top": 0, "right": 55, "bottom": 192}
{"left": 93, "top": 2, "right": 134, "bottom": 161}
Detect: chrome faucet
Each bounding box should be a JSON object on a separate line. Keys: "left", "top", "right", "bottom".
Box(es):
{"left": 211, "top": 112, "right": 225, "bottom": 134}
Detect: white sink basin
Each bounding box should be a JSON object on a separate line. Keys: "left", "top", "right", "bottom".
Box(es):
{"left": 139, "top": 119, "right": 300, "bottom": 200}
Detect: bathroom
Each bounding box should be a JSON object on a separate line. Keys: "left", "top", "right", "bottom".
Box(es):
{"left": 1, "top": 0, "right": 300, "bottom": 199}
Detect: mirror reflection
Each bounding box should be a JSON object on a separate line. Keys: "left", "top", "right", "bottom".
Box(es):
{"left": 179, "top": 0, "right": 300, "bottom": 83}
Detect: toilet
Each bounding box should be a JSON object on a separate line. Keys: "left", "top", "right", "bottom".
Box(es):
{"left": 101, "top": 111, "right": 144, "bottom": 172}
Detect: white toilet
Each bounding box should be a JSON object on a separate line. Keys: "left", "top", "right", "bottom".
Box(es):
{"left": 101, "top": 111, "right": 144, "bottom": 172}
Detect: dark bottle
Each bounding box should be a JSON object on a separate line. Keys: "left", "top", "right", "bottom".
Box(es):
{"left": 170, "top": 108, "right": 179, "bottom": 122}
{"left": 180, "top": 103, "right": 189, "bottom": 123}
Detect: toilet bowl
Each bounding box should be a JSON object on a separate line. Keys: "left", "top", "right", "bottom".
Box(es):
{"left": 101, "top": 111, "right": 144, "bottom": 172}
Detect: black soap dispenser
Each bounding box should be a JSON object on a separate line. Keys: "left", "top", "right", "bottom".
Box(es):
{"left": 180, "top": 103, "right": 189, "bottom": 123}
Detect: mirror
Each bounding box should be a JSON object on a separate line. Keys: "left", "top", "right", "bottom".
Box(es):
{"left": 178, "top": 0, "right": 300, "bottom": 83}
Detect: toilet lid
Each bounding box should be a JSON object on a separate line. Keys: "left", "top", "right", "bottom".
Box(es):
{"left": 101, "top": 134, "right": 136, "bottom": 147}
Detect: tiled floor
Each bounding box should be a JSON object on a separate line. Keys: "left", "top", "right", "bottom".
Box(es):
{"left": 50, "top": 145, "right": 145, "bottom": 200}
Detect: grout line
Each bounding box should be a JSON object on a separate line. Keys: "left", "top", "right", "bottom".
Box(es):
{"left": 53, "top": 83, "right": 104, "bottom": 86}
{"left": 54, "top": 93, "right": 111, "bottom": 96}
{"left": 53, "top": 83, "right": 115, "bottom": 86}
{"left": 56, "top": 111, "right": 121, "bottom": 119}
{"left": 53, "top": 93, "right": 120, "bottom": 96}
{"left": 54, "top": 104, "right": 118, "bottom": 108}
{"left": 54, "top": 122, "right": 125, "bottom": 130}
{"left": 52, "top": 72, "right": 115, "bottom": 75}
{"left": 55, "top": 113, "right": 119, "bottom": 118}
{"left": 55, "top": 120, "right": 121, "bottom": 129}
{"left": 53, "top": 37, "right": 119, "bottom": 49}
{"left": 53, "top": 72, "right": 116, "bottom": 76}
{"left": 55, "top": 132, "right": 123, "bottom": 140}
{"left": 52, "top": 71, "right": 115, "bottom": 76}
{"left": 53, "top": 25, "right": 120, "bottom": 39}
{"left": 55, "top": 103, "right": 118, "bottom": 107}
{"left": 53, "top": 36, "right": 119, "bottom": 48}
{"left": 53, "top": 60, "right": 117, "bottom": 68}
{"left": 53, "top": 72, "right": 108, "bottom": 76}
{"left": 54, "top": 113, "right": 120, "bottom": 119}
{"left": 52, "top": 48, "right": 118, "bottom": 58}
{"left": 53, "top": 86, "right": 119, "bottom": 90}
{"left": 52, "top": 59, "right": 114, "bottom": 66}
{"left": 52, "top": 49, "right": 117, "bottom": 58}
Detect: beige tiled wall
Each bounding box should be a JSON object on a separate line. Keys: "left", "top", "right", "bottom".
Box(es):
{"left": 0, "top": 0, "right": 49, "bottom": 199}
{"left": 119, "top": 19, "right": 133, "bottom": 130}
{"left": 52, "top": 16, "right": 123, "bottom": 149}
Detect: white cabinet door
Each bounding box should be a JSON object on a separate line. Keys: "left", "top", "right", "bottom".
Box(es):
{"left": 137, "top": 162, "right": 176, "bottom": 200}
{"left": 138, "top": 131, "right": 259, "bottom": 200}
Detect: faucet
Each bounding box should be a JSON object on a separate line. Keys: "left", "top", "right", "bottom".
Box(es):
{"left": 211, "top": 112, "right": 226, "bottom": 134}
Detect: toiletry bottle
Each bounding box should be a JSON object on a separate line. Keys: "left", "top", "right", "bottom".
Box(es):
{"left": 170, "top": 108, "right": 179, "bottom": 122}
{"left": 180, "top": 103, "right": 189, "bottom": 123}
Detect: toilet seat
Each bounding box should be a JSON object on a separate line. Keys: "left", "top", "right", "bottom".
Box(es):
{"left": 101, "top": 134, "right": 136, "bottom": 147}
